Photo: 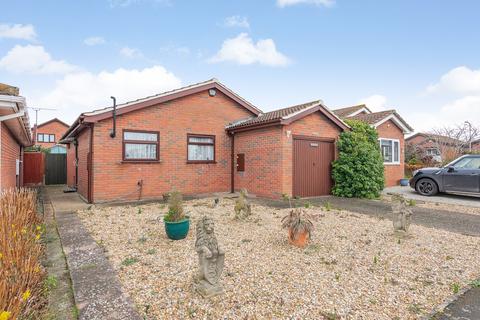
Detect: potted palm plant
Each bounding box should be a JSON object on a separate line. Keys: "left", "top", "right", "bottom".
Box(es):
{"left": 281, "top": 208, "right": 314, "bottom": 248}
{"left": 163, "top": 190, "right": 190, "bottom": 240}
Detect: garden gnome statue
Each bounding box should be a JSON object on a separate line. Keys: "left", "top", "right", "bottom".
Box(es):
{"left": 195, "top": 216, "right": 225, "bottom": 297}
{"left": 391, "top": 194, "right": 412, "bottom": 233}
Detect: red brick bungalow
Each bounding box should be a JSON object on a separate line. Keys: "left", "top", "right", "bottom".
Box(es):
{"left": 0, "top": 84, "right": 32, "bottom": 190}
{"left": 60, "top": 79, "right": 349, "bottom": 203}
{"left": 32, "top": 118, "right": 69, "bottom": 151}
{"left": 332, "top": 105, "right": 414, "bottom": 187}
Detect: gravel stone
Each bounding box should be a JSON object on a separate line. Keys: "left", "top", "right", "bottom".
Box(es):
{"left": 78, "top": 198, "right": 480, "bottom": 319}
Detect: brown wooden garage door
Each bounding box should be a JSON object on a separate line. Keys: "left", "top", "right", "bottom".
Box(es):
{"left": 293, "top": 137, "right": 334, "bottom": 197}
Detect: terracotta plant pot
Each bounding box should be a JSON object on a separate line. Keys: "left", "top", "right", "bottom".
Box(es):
{"left": 288, "top": 228, "right": 309, "bottom": 248}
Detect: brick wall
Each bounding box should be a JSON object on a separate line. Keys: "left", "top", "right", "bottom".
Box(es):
{"left": 234, "top": 126, "right": 283, "bottom": 198}
{"left": 89, "top": 90, "right": 253, "bottom": 203}
{"left": 281, "top": 112, "right": 342, "bottom": 196}
{"left": 376, "top": 119, "right": 405, "bottom": 187}
{"left": 233, "top": 111, "right": 342, "bottom": 199}
{"left": 1, "top": 122, "right": 21, "bottom": 190}
{"left": 76, "top": 127, "right": 91, "bottom": 200}
{"left": 34, "top": 120, "right": 69, "bottom": 148}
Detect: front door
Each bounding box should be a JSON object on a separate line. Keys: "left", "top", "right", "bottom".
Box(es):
{"left": 293, "top": 137, "right": 335, "bottom": 197}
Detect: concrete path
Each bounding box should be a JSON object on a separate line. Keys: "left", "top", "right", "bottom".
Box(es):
{"left": 44, "top": 186, "right": 141, "bottom": 320}
{"left": 40, "top": 189, "right": 77, "bottom": 319}
{"left": 383, "top": 186, "right": 480, "bottom": 208}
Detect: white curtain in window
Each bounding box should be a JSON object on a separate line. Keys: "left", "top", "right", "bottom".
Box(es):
{"left": 188, "top": 136, "right": 213, "bottom": 144}
{"left": 188, "top": 144, "right": 213, "bottom": 161}
{"left": 124, "top": 131, "right": 158, "bottom": 141}
{"left": 125, "top": 143, "right": 157, "bottom": 159}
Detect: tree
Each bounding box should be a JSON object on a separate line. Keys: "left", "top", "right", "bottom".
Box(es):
{"left": 427, "top": 122, "right": 480, "bottom": 164}
{"left": 332, "top": 120, "right": 385, "bottom": 199}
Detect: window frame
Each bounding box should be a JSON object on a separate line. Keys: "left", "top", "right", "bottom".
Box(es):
{"left": 186, "top": 133, "right": 216, "bottom": 164}
{"left": 379, "top": 138, "right": 401, "bottom": 165}
{"left": 37, "top": 133, "right": 55, "bottom": 143}
{"left": 122, "top": 129, "right": 160, "bottom": 162}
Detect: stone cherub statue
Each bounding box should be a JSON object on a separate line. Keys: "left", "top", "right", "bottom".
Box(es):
{"left": 195, "top": 216, "right": 225, "bottom": 297}
{"left": 391, "top": 194, "right": 413, "bottom": 233}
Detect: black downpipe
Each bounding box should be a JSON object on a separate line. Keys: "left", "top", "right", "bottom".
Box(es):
{"left": 74, "top": 139, "right": 78, "bottom": 190}
{"left": 110, "top": 96, "right": 117, "bottom": 138}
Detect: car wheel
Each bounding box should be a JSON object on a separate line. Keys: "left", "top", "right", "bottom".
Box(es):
{"left": 415, "top": 178, "right": 438, "bottom": 196}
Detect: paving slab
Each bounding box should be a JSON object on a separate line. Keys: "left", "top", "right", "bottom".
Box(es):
{"left": 44, "top": 186, "right": 141, "bottom": 320}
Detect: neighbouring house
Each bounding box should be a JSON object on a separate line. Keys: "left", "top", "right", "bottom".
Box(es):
{"left": 332, "top": 105, "right": 414, "bottom": 187}
{"left": 470, "top": 138, "right": 480, "bottom": 152}
{"left": 0, "top": 83, "right": 32, "bottom": 190}
{"left": 32, "top": 118, "right": 69, "bottom": 152}
{"left": 60, "top": 79, "right": 349, "bottom": 203}
{"left": 406, "top": 133, "right": 465, "bottom": 163}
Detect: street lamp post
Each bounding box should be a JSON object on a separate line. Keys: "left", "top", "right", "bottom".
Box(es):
{"left": 464, "top": 121, "right": 473, "bottom": 152}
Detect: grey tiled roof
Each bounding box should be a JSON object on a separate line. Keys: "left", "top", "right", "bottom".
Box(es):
{"left": 332, "top": 104, "right": 367, "bottom": 117}
{"left": 226, "top": 100, "right": 321, "bottom": 129}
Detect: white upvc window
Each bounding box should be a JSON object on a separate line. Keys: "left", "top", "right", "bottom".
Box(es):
{"left": 379, "top": 138, "right": 400, "bottom": 165}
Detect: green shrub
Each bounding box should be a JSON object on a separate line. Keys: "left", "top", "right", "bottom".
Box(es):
{"left": 332, "top": 120, "right": 385, "bottom": 198}
{"left": 164, "top": 190, "right": 185, "bottom": 222}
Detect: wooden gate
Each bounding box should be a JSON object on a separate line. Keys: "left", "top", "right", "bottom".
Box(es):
{"left": 45, "top": 153, "right": 67, "bottom": 185}
{"left": 293, "top": 137, "right": 334, "bottom": 197}
{"left": 23, "top": 152, "right": 45, "bottom": 186}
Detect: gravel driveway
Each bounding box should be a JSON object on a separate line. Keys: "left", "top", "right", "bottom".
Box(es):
{"left": 383, "top": 186, "right": 480, "bottom": 208}
{"left": 253, "top": 196, "right": 480, "bottom": 237}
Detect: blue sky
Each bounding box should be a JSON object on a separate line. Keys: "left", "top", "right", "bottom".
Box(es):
{"left": 1, "top": 0, "right": 480, "bottom": 131}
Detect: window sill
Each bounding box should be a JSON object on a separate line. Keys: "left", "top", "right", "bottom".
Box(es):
{"left": 120, "top": 160, "right": 162, "bottom": 164}
{"left": 186, "top": 161, "right": 216, "bottom": 164}
{"left": 383, "top": 162, "right": 401, "bottom": 166}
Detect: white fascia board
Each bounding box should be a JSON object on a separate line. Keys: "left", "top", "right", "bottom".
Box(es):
{"left": 373, "top": 114, "right": 412, "bottom": 134}
{"left": 348, "top": 107, "right": 371, "bottom": 117}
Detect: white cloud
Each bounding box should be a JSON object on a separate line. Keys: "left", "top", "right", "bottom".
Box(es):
{"left": 224, "top": 16, "right": 250, "bottom": 28}
{"left": 410, "top": 66, "right": 480, "bottom": 131}
{"left": 0, "top": 23, "right": 36, "bottom": 41}
{"left": 36, "top": 66, "right": 182, "bottom": 123}
{"left": 0, "top": 45, "right": 78, "bottom": 75}
{"left": 120, "top": 46, "right": 143, "bottom": 58}
{"left": 277, "top": 0, "right": 335, "bottom": 8}
{"left": 84, "top": 36, "right": 106, "bottom": 46}
{"left": 426, "top": 66, "right": 480, "bottom": 95}
{"left": 358, "top": 94, "right": 387, "bottom": 112}
{"left": 441, "top": 96, "right": 480, "bottom": 124}
{"left": 209, "top": 33, "right": 290, "bottom": 67}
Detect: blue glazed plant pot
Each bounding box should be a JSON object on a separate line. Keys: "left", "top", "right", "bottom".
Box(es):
{"left": 400, "top": 179, "right": 409, "bottom": 186}
{"left": 164, "top": 216, "right": 190, "bottom": 240}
